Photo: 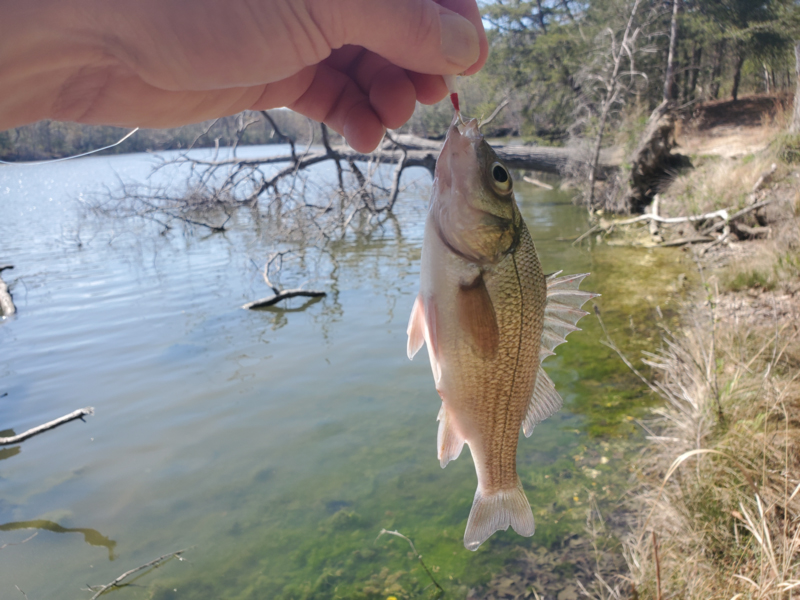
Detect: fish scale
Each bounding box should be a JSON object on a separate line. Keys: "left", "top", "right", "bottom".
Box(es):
{"left": 407, "top": 115, "right": 597, "bottom": 550}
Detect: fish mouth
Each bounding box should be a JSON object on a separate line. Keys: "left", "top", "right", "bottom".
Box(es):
{"left": 446, "top": 115, "right": 482, "bottom": 144}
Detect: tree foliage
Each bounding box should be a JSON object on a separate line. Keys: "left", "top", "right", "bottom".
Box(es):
{"left": 462, "top": 0, "right": 800, "bottom": 143}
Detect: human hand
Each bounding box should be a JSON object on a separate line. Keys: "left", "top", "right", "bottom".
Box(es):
{"left": 0, "top": 0, "right": 487, "bottom": 152}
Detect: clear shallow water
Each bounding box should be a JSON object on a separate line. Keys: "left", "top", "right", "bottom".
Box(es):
{"left": 0, "top": 147, "right": 692, "bottom": 599}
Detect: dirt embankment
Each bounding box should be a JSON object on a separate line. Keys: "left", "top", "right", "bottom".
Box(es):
{"left": 677, "top": 94, "right": 793, "bottom": 158}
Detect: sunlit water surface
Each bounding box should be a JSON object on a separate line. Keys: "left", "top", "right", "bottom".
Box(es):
{"left": 0, "top": 146, "right": 692, "bottom": 599}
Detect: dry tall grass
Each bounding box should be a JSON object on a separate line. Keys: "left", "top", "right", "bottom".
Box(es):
{"left": 620, "top": 270, "right": 800, "bottom": 599}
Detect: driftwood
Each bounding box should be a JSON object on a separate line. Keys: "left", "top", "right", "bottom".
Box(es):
{"left": 243, "top": 251, "right": 326, "bottom": 310}
{"left": 243, "top": 290, "right": 326, "bottom": 309}
{"left": 0, "top": 407, "right": 94, "bottom": 446}
{"left": 0, "top": 264, "right": 14, "bottom": 316}
{"left": 523, "top": 175, "right": 554, "bottom": 190}
{"left": 573, "top": 198, "right": 779, "bottom": 247}
{"left": 84, "top": 548, "right": 188, "bottom": 600}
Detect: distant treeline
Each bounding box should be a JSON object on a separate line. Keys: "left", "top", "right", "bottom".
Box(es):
{"left": 452, "top": 0, "right": 800, "bottom": 145}
{"left": 0, "top": 110, "right": 320, "bottom": 162}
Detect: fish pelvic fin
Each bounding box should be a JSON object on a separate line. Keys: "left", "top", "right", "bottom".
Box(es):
{"left": 463, "top": 479, "right": 535, "bottom": 551}
{"left": 523, "top": 367, "right": 563, "bottom": 437}
{"left": 436, "top": 403, "right": 465, "bottom": 468}
{"left": 541, "top": 272, "right": 599, "bottom": 358}
{"left": 407, "top": 294, "right": 426, "bottom": 360}
{"left": 407, "top": 294, "right": 442, "bottom": 382}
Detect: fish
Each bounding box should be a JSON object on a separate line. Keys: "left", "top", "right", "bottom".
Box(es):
{"left": 406, "top": 115, "right": 597, "bottom": 551}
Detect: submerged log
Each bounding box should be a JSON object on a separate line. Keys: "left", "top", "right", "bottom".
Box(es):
{"left": 243, "top": 289, "right": 326, "bottom": 310}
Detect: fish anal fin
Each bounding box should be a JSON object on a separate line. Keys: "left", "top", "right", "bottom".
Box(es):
{"left": 457, "top": 273, "right": 499, "bottom": 359}
{"left": 523, "top": 367, "right": 563, "bottom": 437}
{"left": 407, "top": 294, "right": 426, "bottom": 360}
{"left": 436, "top": 403, "right": 465, "bottom": 468}
{"left": 464, "top": 479, "right": 535, "bottom": 551}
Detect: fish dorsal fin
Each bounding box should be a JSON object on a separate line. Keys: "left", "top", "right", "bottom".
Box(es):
{"left": 523, "top": 367, "right": 562, "bottom": 437}
{"left": 437, "top": 403, "right": 465, "bottom": 468}
{"left": 457, "top": 273, "right": 499, "bottom": 359}
{"left": 530, "top": 273, "right": 598, "bottom": 423}
{"left": 539, "top": 272, "right": 598, "bottom": 358}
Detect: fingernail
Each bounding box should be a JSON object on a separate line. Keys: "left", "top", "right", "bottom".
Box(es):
{"left": 439, "top": 13, "right": 479, "bottom": 68}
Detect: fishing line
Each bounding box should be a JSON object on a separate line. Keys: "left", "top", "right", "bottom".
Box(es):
{"left": 0, "top": 127, "right": 139, "bottom": 166}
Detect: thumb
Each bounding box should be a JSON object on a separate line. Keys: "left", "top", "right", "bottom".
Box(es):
{"left": 322, "top": 0, "right": 485, "bottom": 75}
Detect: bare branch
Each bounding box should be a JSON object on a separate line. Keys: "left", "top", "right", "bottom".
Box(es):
{"left": 0, "top": 407, "right": 94, "bottom": 446}
{"left": 84, "top": 549, "right": 189, "bottom": 600}
{"left": 242, "top": 289, "right": 326, "bottom": 309}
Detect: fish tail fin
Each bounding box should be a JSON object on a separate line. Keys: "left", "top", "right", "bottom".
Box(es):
{"left": 463, "top": 479, "right": 535, "bottom": 551}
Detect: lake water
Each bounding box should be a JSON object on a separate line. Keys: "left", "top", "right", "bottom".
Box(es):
{"left": 0, "top": 146, "right": 691, "bottom": 599}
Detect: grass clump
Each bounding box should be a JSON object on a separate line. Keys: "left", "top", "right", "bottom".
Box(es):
{"left": 619, "top": 282, "right": 800, "bottom": 599}
{"left": 662, "top": 151, "right": 785, "bottom": 216}
{"left": 773, "top": 133, "right": 800, "bottom": 165}
{"left": 726, "top": 268, "right": 777, "bottom": 292}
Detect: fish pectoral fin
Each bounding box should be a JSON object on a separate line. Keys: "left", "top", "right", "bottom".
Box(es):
{"left": 437, "top": 403, "right": 465, "bottom": 468}
{"left": 457, "top": 273, "right": 499, "bottom": 359}
{"left": 464, "top": 479, "right": 535, "bottom": 551}
{"left": 522, "top": 367, "right": 563, "bottom": 437}
{"left": 407, "top": 294, "right": 427, "bottom": 360}
{"left": 540, "top": 272, "right": 599, "bottom": 358}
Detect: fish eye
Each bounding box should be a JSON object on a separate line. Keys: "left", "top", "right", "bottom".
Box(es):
{"left": 490, "top": 162, "right": 512, "bottom": 194}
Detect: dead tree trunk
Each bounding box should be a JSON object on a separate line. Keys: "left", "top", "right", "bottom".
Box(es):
{"left": 791, "top": 42, "right": 800, "bottom": 134}
{"left": 731, "top": 50, "right": 745, "bottom": 101}
{"left": 689, "top": 46, "right": 702, "bottom": 100}
{"left": 710, "top": 41, "right": 726, "bottom": 99}
{"left": 663, "top": 0, "right": 681, "bottom": 103}
{"left": 622, "top": 0, "right": 681, "bottom": 213}
{"left": 587, "top": 0, "right": 643, "bottom": 207}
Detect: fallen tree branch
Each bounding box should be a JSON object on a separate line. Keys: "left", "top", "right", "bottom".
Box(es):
{"left": 523, "top": 175, "right": 554, "bottom": 190}
{"left": 178, "top": 142, "right": 618, "bottom": 177}
{"left": 659, "top": 236, "right": 716, "bottom": 247}
{"left": 84, "top": 548, "right": 188, "bottom": 600}
{"left": 0, "top": 265, "right": 15, "bottom": 316}
{"left": 0, "top": 532, "right": 37, "bottom": 550}
{"left": 608, "top": 207, "right": 730, "bottom": 226}
{"left": 572, "top": 199, "right": 779, "bottom": 246}
{"left": 0, "top": 407, "right": 94, "bottom": 446}
{"left": 572, "top": 224, "right": 602, "bottom": 246}
{"left": 242, "top": 289, "right": 326, "bottom": 310}
{"left": 701, "top": 198, "right": 778, "bottom": 235}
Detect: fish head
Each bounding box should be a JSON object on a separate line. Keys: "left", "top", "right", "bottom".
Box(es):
{"left": 431, "top": 116, "right": 520, "bottom": 265}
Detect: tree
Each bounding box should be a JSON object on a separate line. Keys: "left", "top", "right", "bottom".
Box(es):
{"left": 791, "top": 41, "right": 800, "bottom": 133}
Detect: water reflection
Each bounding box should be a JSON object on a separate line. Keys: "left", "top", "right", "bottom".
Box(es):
{"left": 0, "top": 520, "right": 117, "bottom": 560}
{"left": 0, "top": 429, "right": 19, "bottom": 461}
